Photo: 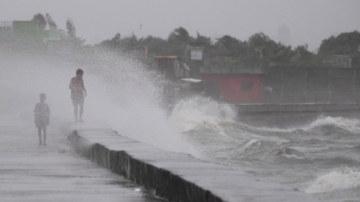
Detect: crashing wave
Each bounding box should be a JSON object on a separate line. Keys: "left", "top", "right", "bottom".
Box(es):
{"left": 305, "top": 167, "right": 360, "bottom": 193}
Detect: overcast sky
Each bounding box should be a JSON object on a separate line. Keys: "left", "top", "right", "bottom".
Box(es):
{"left": 1, "top": 0, "right": 359, "bottom": 51}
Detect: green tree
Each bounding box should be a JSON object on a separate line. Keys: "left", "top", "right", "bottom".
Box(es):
{"left": 319, "top": 31, "right": 360, "bottom": 67}
{"left": 319, "top": 31, "right": 360, "bottom": 56}
{"left": 120, "top": 34, "right": 139, "bottom": 50}
{"left": 66, "top": 18, "right": 76, "bottom": 38}
{"left": 271, "top": 45, "right": 292, "bottom": 61}
{"left": 191, "top": 32, "right": 211, "bottom": 45}
{"left": 291, "top": 45, "right": 322, "bottom": 66}
{"left": 248, "top": 32, "right": 277, "bottom": 58}
{"left": 99, "top": 33, "right": 121, "bottom": 50}
{"left": 45, "top": 13, "right": 57, "bottom": 30}
{"left": 139, "top": 35, "right": 181, "bottom": 56}
{"left": 214, "top": 35, "right": 246, "bottom": 57}
{"left": 32, "top": 13, "right": 46, "bottom": 30}
{"left": 168, "top": 27, "right": 190, "bottom": 45}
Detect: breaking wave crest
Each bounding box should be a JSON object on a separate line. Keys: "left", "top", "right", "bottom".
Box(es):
{"left": 305, "top": 167, "right": 360, "bottom": 193}
{"left": 168, "top": 97, "right": 237, "bottom": 134}
{"left": 305, "top": 116, "right": 360, "bottom": 135}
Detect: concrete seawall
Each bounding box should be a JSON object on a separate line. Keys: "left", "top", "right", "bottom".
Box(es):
{"left": 236, "top": 103, "right": 360, "bottom": 128}
{"left": 67, "top": 125, "right": 320, "bottom": 202}
{"left": 237, "top": 103, "right": 360, "bottom": 114}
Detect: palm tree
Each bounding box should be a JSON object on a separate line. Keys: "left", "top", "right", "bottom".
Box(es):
{"left": 214, "top": 35, "right": 246, "bottom": 58}
{"left": 168, "top": 27, "right": 190, "bottom": 45}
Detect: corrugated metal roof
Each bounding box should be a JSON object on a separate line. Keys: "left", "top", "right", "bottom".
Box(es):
{"left": 153, "top": 56, "right": 179, "bottom": 59}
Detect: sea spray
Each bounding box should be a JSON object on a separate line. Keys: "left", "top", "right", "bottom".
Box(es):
{"left": 168, "top": 96, "right": 236, "bottom": 133}
{"left": 0, "top": 50, "right": 197, "bottom": 155}
{"left": 305, "top": 167, "right": 360, "bottom": 193}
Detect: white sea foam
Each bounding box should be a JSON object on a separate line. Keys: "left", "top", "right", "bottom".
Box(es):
{"left": 234, "top": 139, "right": 261, "bottom": 155}
{"left": 306, "top": 116, "right": 360, "bottom": 134}
{"left": 243, "top": 139, "right": 261, "bottom": 149}
{"left": 168, "top": 97, "right": 236, "bottom": 134}
{"left": 305, "top": 167, "right": 360, "bottom": 193}
{"left": 282, "top": 153, "right": 305, "bottom": 160}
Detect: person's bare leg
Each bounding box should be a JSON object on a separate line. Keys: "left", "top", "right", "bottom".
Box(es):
{"left": 43, "top": 127, "right": 47, "bottom": 146}
{"left": 79, "top": 105, "right": 84, "bottom": 122}
{"left": 38, "top": 127, "right": 42, "bottom": 145}
{"left": 74, "top": 104, "right": 78, "bottom": 122}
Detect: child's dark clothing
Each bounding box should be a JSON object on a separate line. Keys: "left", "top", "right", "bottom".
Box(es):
{"left": 34, "top": 103, "right": 50, "bottom": 128}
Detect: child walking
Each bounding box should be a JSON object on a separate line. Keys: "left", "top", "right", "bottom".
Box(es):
{"left": 69, "top": 69, "right": 87, "bottom": 123}
{"left": 34, "top": 93, "right": 50, "bottom": 145}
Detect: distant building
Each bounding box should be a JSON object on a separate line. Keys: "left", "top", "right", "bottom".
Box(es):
{"left": 184, "top": 44, "right": 210, "bottom": 78}
{"left": 201, "top": 66, "right": 265, "bottom": 103}
{"left": 0, "top": 20, "right": 62, "bottom": 44}
{"left": 332, "top": 54, "right": 352, "bottom": 68}
{"left": 278, "top": 24, "right": 290, "bottom": 46}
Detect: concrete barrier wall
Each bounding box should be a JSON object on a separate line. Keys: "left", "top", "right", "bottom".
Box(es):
{"left": 264, "top": 66, "right": 360, "bottom": 103}
{"left": 68, "top": 126, "right": 320, "bottom": 202}
{"left": 236, "top": 103, "right": 360, "bottom": 114}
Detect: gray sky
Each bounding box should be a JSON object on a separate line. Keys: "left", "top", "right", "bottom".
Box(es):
{"left": 1, "top": 0, "right": 359, "bottom": 51}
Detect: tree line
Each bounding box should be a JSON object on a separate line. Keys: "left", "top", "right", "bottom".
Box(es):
{"left": 98, "top": 27, "right": 360, "bottom": 68}
{"left": 5, "top": 13, "right": 360, "bottom": 68}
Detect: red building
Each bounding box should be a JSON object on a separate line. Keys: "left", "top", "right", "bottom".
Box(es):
{"left": 201, "top": 67, "right": 265, "bottom": 103}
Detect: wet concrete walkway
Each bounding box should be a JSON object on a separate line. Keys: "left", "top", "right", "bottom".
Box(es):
{"left": 69, "top": 124, "right": 320, "bottom": 202}
{"left": 0, "top": 120, "right": 165, "bottom": 202}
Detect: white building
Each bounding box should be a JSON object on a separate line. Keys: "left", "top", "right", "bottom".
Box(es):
{"left": 278, "top": 24, "right": 290, "bottom": 46}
